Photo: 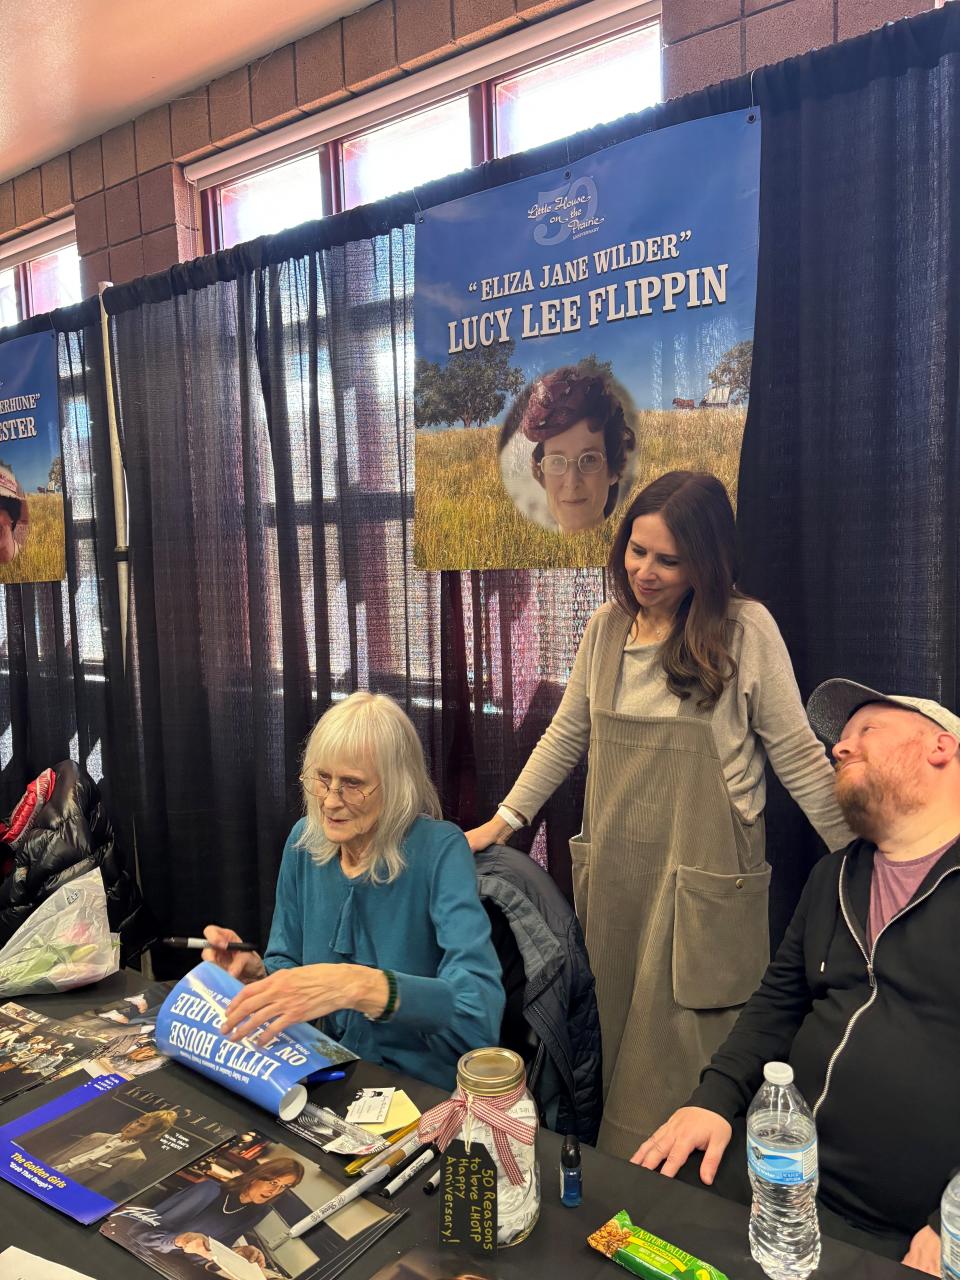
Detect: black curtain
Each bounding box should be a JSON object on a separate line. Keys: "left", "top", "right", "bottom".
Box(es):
{"left": 0, "top": 304, "right": 130, "bottom": 842}
{"left": 100, "top": 7, "right": 960, "bottom": 958}
{"left": 737, "top": 9, "right": 960, "bottom": 940}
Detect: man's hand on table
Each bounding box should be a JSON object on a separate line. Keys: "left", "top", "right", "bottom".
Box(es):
{"left": 902, "top": 1225, "right": 941, "bottom": 1275}
{"left": 631, "top": 1106, "right": 732, "bottom": 1185}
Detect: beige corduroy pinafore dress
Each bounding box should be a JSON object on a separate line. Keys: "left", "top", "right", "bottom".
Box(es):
{"left": 571, "top": 607, "right": 772, "bottom": 1158}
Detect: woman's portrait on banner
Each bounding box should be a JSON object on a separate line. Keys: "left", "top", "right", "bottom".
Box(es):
{"left": 497, "top": 362, "right": 638, "bottom": 535}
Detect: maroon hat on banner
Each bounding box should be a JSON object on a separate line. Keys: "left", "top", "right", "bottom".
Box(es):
{"left": 0, "top": 464, "right": 28, "bottom": 533}
{"left": 520, "top": 370, "right": 609, "bottom": 442}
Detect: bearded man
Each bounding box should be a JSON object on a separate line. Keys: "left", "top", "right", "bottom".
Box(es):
{"left": 630, "top": 679, "right": 960, "bottom": 1274}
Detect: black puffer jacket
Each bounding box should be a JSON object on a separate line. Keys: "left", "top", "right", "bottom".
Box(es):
{"left": 0, "top": 761, "right": 141, "bottom": 947}
{"left": 475, "top": 845, "right": 602, "bottom": 1145}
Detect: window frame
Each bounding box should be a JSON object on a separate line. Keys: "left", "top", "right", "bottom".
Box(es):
{"left": 192, "top": 0, "right": 660, "bottom": 251}
{"left": 0, "top": 216, "right": 80, "bottom": 323}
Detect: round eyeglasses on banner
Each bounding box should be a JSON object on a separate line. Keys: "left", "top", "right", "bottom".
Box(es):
{"left": 537, "top": 450, "right": 607, "bottom": 478}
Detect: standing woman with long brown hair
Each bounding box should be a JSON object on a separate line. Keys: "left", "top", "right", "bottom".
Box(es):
{"left": 467, "top": 471, "right": 850, "bottom": 1158}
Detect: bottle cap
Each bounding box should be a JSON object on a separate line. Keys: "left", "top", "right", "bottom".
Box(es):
{"left": 561, "top": 1134, "right": 580, "bottom": 1168}
{"left": 763, "top": 1061, "right": 794, "bottom": 1086}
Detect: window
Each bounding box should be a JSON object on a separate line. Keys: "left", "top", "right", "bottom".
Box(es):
{"left": 218, "top": 153, "right": 327, "bottom": 250}
{"left": 26, "top": 245, "right": 82, "bottom": 315}
{"left": 0, "top": 223, "right": 81, "bottom": 327}
{"left": 197, "top": 5, "right": 661, "bottom": 252}
{"left": 342, "top": 95, "right": 473, "bottom": 209}
{"left": 493, "top": 25, "right": 662, "bottom": 157}
{"left": 0, "top": 270, "right": 16, "bottom": 328}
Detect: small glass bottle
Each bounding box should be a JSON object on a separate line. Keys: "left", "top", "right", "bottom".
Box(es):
{"left": 560, "top": 1134, "right": 582, "bottom": 1206}
{"left": 456, "top": 1047, "right": 540, "bottom": 1246}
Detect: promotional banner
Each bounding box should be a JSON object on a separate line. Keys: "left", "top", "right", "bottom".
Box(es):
{"left": 414, "top": 109, "right": 761, "bottom": 569}
{"left": 155, "top": 963, "right": 358, "bottom": 1120}
{"left": 0, "top": 330, "right": 64, "bottom": 584}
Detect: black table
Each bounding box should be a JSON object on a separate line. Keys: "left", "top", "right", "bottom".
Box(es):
{"left": 0, "top": 972, "right": 912, "bottom": 1280}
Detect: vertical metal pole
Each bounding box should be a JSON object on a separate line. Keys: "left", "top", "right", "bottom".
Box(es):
{"left": 97, "top": 282, "right": 128, "bottom": 670}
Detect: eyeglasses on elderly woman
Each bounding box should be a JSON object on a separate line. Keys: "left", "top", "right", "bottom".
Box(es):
{"left": 299, "top": 771, "right": 381, "bottom": 807}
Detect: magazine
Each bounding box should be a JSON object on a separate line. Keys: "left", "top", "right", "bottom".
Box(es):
{"left": 60, "top": 1027, "right": 169, "bottom": 1082}
{"left": 155, "top": 963, "right": 357, "bottom": 1120}
{"left": 0, "top": 1003, "right": 96, "bottom": 1102}
{"left": 0, "top": 1073, "right": 234, "bottom": 1223}
{"left": 58, "top": 982, "right": 171, "bottom": 1038}
{"left": 52, "top": 982, "right": 172, "bottom": 1082}
{"left": 101, "top": 1130, "right": 407, "bottom": 1280}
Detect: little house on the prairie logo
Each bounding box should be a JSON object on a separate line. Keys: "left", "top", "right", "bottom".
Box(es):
{"left": 526, "top": 173, "right": 605, "bottom": 246}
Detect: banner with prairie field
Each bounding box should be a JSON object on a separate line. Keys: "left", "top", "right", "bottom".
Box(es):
{"left": 413, "top": 109, "right": 761, "bottom": 570}
{"left": 0, "top": 330, "right": 64, "bottom": 584}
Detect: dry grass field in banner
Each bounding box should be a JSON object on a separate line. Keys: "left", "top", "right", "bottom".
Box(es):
{"left": 414, "top": 407, "right": 746, "bottom": 571}
{"left": 0, "top": 493, "right": 66, "bottom": 584}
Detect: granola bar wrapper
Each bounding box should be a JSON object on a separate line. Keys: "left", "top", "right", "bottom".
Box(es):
{"left": 587, "top": 1210, "right": 729, "bottom": 1280}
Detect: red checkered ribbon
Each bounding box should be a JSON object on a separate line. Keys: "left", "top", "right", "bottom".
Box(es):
{"left": 417, "top": 1079, "right": 536, "bottom": 1186}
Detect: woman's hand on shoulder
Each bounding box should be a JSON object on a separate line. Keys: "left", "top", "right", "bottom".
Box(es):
{"left": 201, "top": 925, "right": 266, "bottom": 983}
{"left": 219, "top": 963, "right": 386, "bottom": 1045}
{"left": 464, "top": 814, "right": 515, "bottom": 854}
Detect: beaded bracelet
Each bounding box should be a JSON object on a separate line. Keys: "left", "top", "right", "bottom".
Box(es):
{"left": 372, "top": 968, "right": 398, "bottom": 1022}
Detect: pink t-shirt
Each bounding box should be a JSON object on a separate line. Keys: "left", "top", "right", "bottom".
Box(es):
{"left": 867, "top": 841, "right": 955, "bottom": 950}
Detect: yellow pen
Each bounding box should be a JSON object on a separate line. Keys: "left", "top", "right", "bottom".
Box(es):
{"left": 343, "top": 1118, "right": 420, "bottom": 1176}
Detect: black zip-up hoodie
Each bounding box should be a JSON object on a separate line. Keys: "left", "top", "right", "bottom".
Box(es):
{"left": 689, "top": 838, "right": 960, "bottom": 1238}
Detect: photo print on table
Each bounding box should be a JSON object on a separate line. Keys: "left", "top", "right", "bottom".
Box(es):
{"left": 101, "top": 1130, "right": 406, "bottom": 1280}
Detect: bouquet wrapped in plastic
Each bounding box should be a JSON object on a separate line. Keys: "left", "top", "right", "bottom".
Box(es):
{"left": 0, "top": 869, "right": 119, "bottom": 996}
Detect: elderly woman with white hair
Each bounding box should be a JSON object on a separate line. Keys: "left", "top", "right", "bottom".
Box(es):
{"left": 203, "top": 691, "right": 504, "bottom": 1090}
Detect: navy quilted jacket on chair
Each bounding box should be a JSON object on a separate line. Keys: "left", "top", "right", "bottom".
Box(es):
{"left": 475, "top": 844, "right": 603, "bottom": 1146}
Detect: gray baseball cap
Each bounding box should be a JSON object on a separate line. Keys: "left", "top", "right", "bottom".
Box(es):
{"left": 807, "top": 678, "right": 960, "bottom": 748}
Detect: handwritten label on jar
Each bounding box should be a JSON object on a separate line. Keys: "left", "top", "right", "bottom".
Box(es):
{"left": 439, "top": 1138, "right": 498, "bottom": 1255}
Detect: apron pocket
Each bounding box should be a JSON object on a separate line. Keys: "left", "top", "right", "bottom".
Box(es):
{"left": 569, "top": 836, "right": 591, "bottom": 921}
{"left": 672, "top": 863, "right": 771, "bottom": 1010}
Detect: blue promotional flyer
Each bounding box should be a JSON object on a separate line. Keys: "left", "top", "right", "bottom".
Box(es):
{"left": 155, "top": 963, "right": 357, "bottom": 1120}
{"left": 0, "top": 1073, "right": 233, "bottom": 1224}
{"left": 413, "top": 109, "right": 761, "bottom": 569}
{"left": 0, "top": 329, "right": 64, "bottom": 584}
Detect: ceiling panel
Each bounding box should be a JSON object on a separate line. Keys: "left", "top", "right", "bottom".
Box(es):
{"left": 0, "top": 0, "right": 373, "bottom": 183}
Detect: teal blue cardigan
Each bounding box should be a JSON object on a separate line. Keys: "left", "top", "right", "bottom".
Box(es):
{"left": 264, "top": 815, "right": 504, "bottom": 1090}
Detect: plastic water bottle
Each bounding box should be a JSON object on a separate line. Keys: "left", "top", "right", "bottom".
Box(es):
{"left": 746, "top": 1062, "right": 821, "bottom": 1280}
{"left": 943, "top": 1171, "right": 960, "bottom": 1280}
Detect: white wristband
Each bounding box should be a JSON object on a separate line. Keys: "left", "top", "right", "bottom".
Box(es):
{"left": 496, "top": 805, "right": 525, "bottom": 832}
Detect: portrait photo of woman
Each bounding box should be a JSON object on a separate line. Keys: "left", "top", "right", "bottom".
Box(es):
{"left": 498, "top": 362, "right": 638, "bottom": 535}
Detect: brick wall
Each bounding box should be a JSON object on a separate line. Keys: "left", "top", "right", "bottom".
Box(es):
{"left": 0, "top": 0, "right": 940, "bottom": 297}
{"left": 662, "top": 0, "right": 939, "bottom": 99}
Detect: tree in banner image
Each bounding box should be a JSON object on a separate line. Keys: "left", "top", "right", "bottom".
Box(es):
{"left": 415, "top": 341, "right": 526, "bottom": 430}
{"left": 706, "top": 340, "right": 753, "bottom": 405}
{"left": 48, "top": 456, "right": 63, "bottom": 492}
